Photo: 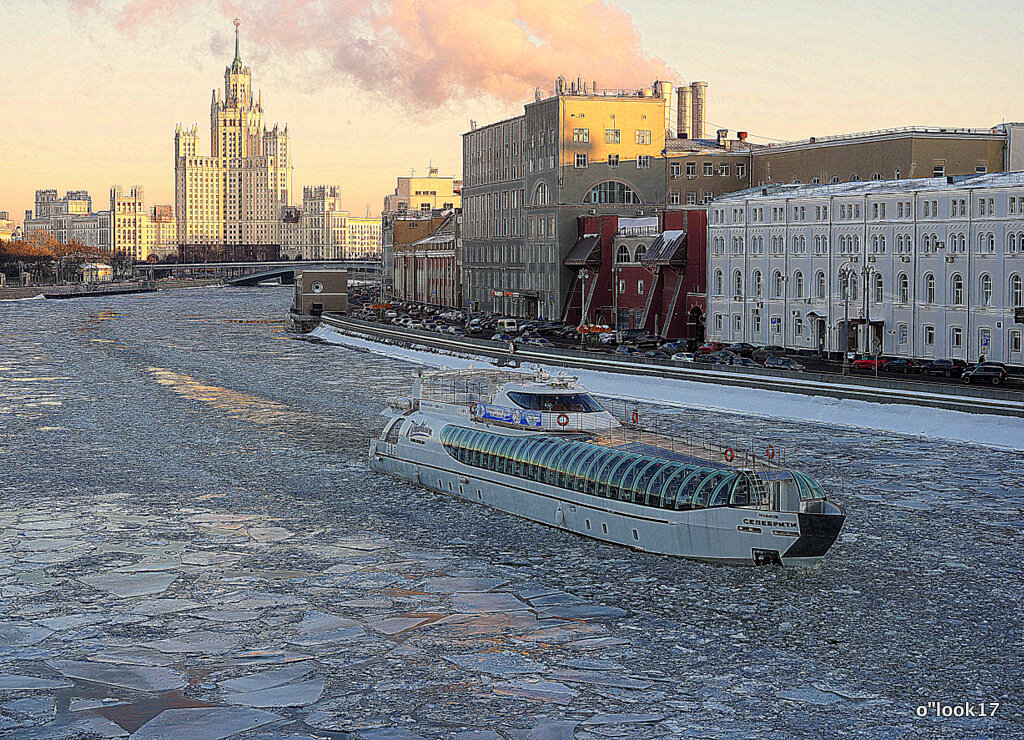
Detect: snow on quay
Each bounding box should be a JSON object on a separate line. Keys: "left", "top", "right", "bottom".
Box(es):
{"left": 310, "top": 323, "right": 1024, "bottom": 451}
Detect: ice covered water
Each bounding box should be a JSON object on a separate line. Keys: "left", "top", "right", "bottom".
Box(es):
{"left": 0, "top": 287, "right": 1020, "bottom": 738}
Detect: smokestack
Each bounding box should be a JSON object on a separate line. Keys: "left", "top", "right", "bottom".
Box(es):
{"left": 677, "top": 86, "right": 690, "bottom": 139}
{"left": 690, "top": 81, "right": 707, "bottom": 140}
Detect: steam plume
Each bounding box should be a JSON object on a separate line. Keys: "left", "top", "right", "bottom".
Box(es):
{"left": 68, "top": 0, "right": 674, "bottom": 106}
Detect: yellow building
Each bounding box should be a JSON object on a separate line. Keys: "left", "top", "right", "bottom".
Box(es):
{"left": 343, "top": 215, "right": 382, "bottom": 259}
{"left": 110, "top": 185, "right": 155, "bottom": 262}
{"left": 383, "top": 167, "right": 461, "bottom": 215}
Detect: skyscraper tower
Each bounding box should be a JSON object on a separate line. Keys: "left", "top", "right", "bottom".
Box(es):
{"left": 174, "top": 19, "right": 293, "bottom": 257}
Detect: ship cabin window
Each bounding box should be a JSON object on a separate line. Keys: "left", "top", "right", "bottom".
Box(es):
{"left": 507, "top": 391, "right": 603, "bottom": 413}
{"left": 437, "top": 427, "right": 821, "bottom": 511}
{"left": 383, "top": 417, "right": 404, "bottom": 444}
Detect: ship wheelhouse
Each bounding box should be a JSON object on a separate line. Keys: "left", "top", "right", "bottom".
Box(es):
{"left": 439, "top": 426, "right": 829, "bottom": 512}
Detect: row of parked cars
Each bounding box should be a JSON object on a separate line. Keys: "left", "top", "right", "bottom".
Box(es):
{"left": 848, "top": 357, "right": 1011, "bottom": 385}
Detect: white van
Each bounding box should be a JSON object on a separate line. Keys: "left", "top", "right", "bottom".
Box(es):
{"left": 496, "top": 318, "right": 519, "bottom": 334}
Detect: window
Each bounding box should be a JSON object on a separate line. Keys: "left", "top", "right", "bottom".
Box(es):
{"left": 703, "top": 162, "right": 714, "bottom": 176}
{"left": 753, "top": 270, "right": 763, "bottom": 297}
{"left": 951, "top": 274, "right": 964, "bottom": 305}
{"left": 737, "top": 163, "right": 747, "bottom": 178}
{"left": 573, "top": 128, "right": 589, "bottom": 143}
{"left": 874, "top": 273, "right": 883, "bottom": 304}
{"left": 669, "top": 192, "right": 680, "bottom": 205}
{"left": 898, "top": 324, "right": 908, "bottom": 344}
{"left": 925, "top": 273, "right": 935, "bottom": 304}
{"left": 618, "top": 279, "right": 625, "bottom": 294}
{"left": 635, "top": 245, "right": 647, "bottom": 262}
{"left": 793, "top": 271, "right": 804, "bottom": 298}
{"left": 733, "top": 314, "right": 742, "bottom": 334}
{"left": 533, "top": 181, "right": 549, "bottom": 206}
{"left": 719, "top": 164, "right": 730, "bottom": 176}
{"left": 870, "top": 172, "right": 882, "bottom": 181}
{"left": 637, "top": 280, "right": 645, "bottom": 295}
{"left": 584, "top": 181, "right": 640, "bottom": 204}
{"left": 933, "top": 163, "right": 945, "bottom": 177}
{"left": 925, "top": 325, "right": 935, "bottom": 346}
{"left": 686, "top": 162, "right": 696, "bottom": 177}
{"left": 980, "top": 274, "right": 992, "bottom": 306}
{"left": 636, "top": 129, "right": 652, "bottom": 145}
{"left": 773, "top": 271, "right": 784, "bottom": 298}
{"left": 950, "top": 327, "right": 963, "bottom": 349}
{"left": 670, "top": 162, "right": 680, "bottom": 178}
{"left": 715, "top": 313, "right": 724, "bottom": 332}
{"left": 815, "top": 271, "right": 826, "bottom": 299}
{"left": 1011, "top": 330, "right": 1022, "bottom": 354}
{"left": 1010, "top": 274, "right": 1023, "bottom": 307}
{"left": 616, "top": 244, "right": 630, "bottom": 263}
{"left": 1011, "top": 197, "right": 1017, "bottom": 215}
{"left": 686, "top": 192, "right": 696, "bottom": 205}
{"left": 605, "top": 129, "right": 620, "bottom": 144}
{"left": 733, "top": 270, "right": 743, "bottom": 298}
{"left": 714, "top": 269, "right": 724, "bottom": 296}
{"left": 637, "top": 155, "right": 651, "bottom": 169}
{"left": 898, "top": 273, "right": 909, "bottom": 303}
{"left": 575, "top": 153, "right": 588, "bottom": 168}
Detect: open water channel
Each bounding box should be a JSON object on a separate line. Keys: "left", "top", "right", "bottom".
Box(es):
{"left": 0, "top": 287, "right": 1020, "bottom": 739}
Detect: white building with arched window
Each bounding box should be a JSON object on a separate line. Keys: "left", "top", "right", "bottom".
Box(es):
{"left": 706, "top": 172, "right": 1024, "bottom": 366}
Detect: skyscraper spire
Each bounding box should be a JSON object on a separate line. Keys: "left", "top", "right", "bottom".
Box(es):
{"left": 233, "top": 17, "right": 241, "bottom": 63}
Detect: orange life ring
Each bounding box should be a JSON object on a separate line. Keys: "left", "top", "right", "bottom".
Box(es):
{"left": 631, "top": 410, "right": 639, "bottom": 424}
{"left": 556, "top": 413, "right": 570, "bottom": 427}
{"left": 723, "top": 448, "right": 735, "bottom": 463}
{"left": 765, "top": 445, "right": 775, "bottom": 460}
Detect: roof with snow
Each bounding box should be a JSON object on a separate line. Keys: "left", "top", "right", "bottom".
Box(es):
{"left": 713, "top": 171, "right": 1024, "bottom": 202}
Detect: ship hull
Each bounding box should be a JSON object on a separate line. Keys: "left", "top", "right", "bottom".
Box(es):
{"left": 369, "top": 432, "right": 843, "bottom": 567}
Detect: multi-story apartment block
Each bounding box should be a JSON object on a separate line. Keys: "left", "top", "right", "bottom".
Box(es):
{"left": 174, "top": 20, "right": 292, "bottom": 260}
{"left": 23, "top": 189, "right": 111, "bottom": 249}
{"left": 665, "top": 131, "right": 753, "bottom": 209}
{"left": 297, "top": 186, "right": 346, "bottom": 260}
{"left": 110, "top": 186, "right": 155, "bottom": 261}
{"left": 706, "top": 172, "right": 1024, "bottom": 367}
{"left": 344, "top": 215, "right": 382, "bottom": 259}
{"left": 149, "top": 205, "right": 178, "bottom": 260}
{"left": 463, "top": 77, "right": 677, "bottom": 320}
{"left": 0, "top": 211, "right": 15, "bottom": 241}
{"left": 393, "top": 213, "right": 461, "bottom": 307}
{"left": 383, "top": 167, "right": 461, "bottom": 214}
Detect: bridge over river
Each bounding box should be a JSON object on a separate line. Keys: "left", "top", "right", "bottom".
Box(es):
{"left": 135, "top": 259, "right": 381, "bottom": 285}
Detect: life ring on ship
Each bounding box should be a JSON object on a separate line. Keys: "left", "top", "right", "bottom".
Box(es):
{"left": 631, "top": 410, "right": 639, "bottom": 424}
{"left": 556, "top": 413, "right": 570, "bottom": 427}
{"left": 765, "top": 445, "right": 775, "bottom": 460}
{"left": 723, "top": 448, "right": 735, "bottom": 463}
{"left": 469, "top": 402, "right": 477, "bottom": 416}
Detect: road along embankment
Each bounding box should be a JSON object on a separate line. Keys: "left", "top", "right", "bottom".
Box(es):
{"left": 314, "top": 315, "right": 1024, "bottom": 427}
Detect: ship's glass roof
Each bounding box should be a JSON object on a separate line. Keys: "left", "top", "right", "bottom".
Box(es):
{"left": 438, "top": 426, "right": 825, "bottom": 510}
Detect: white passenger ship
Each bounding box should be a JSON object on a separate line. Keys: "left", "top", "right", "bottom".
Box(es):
{"left": 369, "top": 369, "right": 845, "bottom": 566}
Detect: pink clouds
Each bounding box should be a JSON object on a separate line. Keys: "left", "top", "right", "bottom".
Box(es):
{"left": 67, "top": 0, "right": 674, "bottom": 106}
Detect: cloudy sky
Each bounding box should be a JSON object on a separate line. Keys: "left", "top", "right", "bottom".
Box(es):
{"left": 2, "top": 0, "right": 1021, "bottom": 221}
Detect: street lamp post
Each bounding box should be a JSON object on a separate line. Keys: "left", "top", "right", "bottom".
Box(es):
{"left": 838, "top": 261, "right": 857, "bottom": 375}
{"left": 861, "top": 263, "right": 879, "bottom": 376}
{"left": 612, "top": 263, "right": 620, "bottom": 344}
{"left": 578, "top": 267, "right": 589, "bottom": 350}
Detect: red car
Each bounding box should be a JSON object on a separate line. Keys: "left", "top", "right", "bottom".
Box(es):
{"left": 697, "top": 342, "right": 725, "bottom": 354}
{"left": 851, "top": 357, "right": 885, "bottom": 371}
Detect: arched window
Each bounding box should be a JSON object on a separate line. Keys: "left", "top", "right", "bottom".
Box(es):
{"left": 922, "top": 234, "right": 931, "bottom": 252}
{"left": 714, "top": 269, "right": 723, "bottom": 296}
{"left": 773, "top": 270, "right": 784, "bottom": 298}
{"left": 1011, "top": 274, "right": 1024, "bottom": 307}
{"left": 634, "top": 245, "right": 647, "bottom": 262}
{"left": 870, "top": 172, "right": 882, "bottom": 180}
{"left": 753, "top": 270, "right": 763, "bottom": 298}
{"left": 879, "top": 234, "right": 886, "bottom": 252}
{"left": 794, "top": 271, "right": 804, "bottom": 298}
{"left": 616, "top": 244, "right": 630, "bottom": 263}
{"left": 533, "top": 181, "right": 550, "bottom": 206}
{"left": 896, "top": 234, "right": 904, "bottom": 252}
{"left": 1010, "top": 234, "right": 1018, "bottom": 253}
{"left": 830, "top": 176, "right": 840, "bottom": 184}
{"left": 958, "top": 233, "right": 966, "bottom": 252}
{"left": 987, "top": 233, "right": 995, "bottom": 252}
{"left": 583, "top": 180, "right": 640, "bottom": 205}
{"left": 733, "top": 270, "right": 743, "bottom": 298}
{"left": 815, "top": 271, "right": 826, "bottom": 299}
{"left": 874, "top": 273, "right": 884, "bottom": 303}
{"left": 951, "top": 273, "right": 964, "bottom": 305}
{"left": 871, "top": 235, "right": 878, "bottom": 252}
{"left": 980, "top": 274, "right": 992, "bottom": 306}
{"left": 898, "top": 273, "right": 909, "bottom": 303}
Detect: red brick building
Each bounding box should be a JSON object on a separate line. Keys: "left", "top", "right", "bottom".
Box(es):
{"left": 564, "top": 210, "right": 707, "bottom": 342}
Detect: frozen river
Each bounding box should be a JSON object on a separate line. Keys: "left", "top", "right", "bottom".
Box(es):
{"left": 0, "top": 287, "right": 1020, "bottom": 739}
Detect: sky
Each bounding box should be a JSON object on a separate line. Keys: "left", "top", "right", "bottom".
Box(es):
{"left": 1, "top": 0, "right": 1021, "bottom": 222}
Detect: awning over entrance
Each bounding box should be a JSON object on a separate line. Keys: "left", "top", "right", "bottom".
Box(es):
{"left": 564, "top": 235, "right": 601, "bottom": 267}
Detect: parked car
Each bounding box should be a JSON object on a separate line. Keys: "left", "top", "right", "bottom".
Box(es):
{"left": 671, "top": 352, "right": 696, "bottom": 364}
{"left": 705, "top": 350, "right": 736, "bottom": 365}
{"left": 643, "top": 350, "right": 671, "bottom": 360}
{"left": 729, "top": 356, "right": 761, "bottom": 368}
{"left": 724, "top": 342, "right": 758, "bottom": 358}
{"left": 962, "top": 364, "right": 1007, "bottom": 385}
{"left": 921, "top": 359, "right": 968, "bottom": 378}
{"left": 616, "top": 345, "right": 641, "bottom": 356}
{"left": 697, "top": 342, "right": 725, "bottom": 354}
{"left": 490, "top": 333, "right": 513, "bottom": 342}
{"left": 851, "top": 357, "right": 886, "bottom": 372}
{"left": 764, "top": 355, "right": 805, "bottom": 371}
{"left": 882, "top": 358, "right": 927, "bottom": 374}
{"left": 752, "top": 345, "right": 788, "bottom": 362}
{"left": 525, "top": 337, "right": 553, "bottom": 348}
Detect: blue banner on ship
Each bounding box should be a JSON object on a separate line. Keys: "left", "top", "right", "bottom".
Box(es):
{"left": 475, "top": 403, "right": 542, "bottom": 427}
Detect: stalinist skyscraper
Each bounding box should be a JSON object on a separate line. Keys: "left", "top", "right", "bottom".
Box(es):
{"left": 174, "top": 19, "right": 293, "bottom": 260}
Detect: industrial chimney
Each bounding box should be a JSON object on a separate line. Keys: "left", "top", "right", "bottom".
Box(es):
{"left": 677, "top": 86, "right": 691, "bottom": 139}
{"left": 690, "top": 81, "right": 707, "bottom": 140}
